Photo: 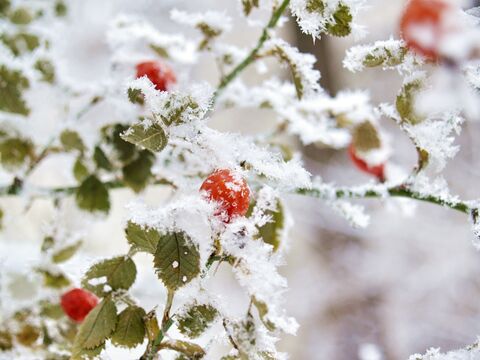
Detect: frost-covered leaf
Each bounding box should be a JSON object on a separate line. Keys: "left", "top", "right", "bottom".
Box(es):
{"left": 60, "top": 130, "right": 84, "bottom": 153}
{"left": 71, "top": 342, "right": 105, "bottom": 360}
{"left": 38, "top": 269, "right": 70, "bottom": 289}
{"left": 153, "top": 231, "right": 200, "bottom": 290}
{"left": 176, "top": 303, "right": 218, "bottom": 339}
{"left": 344, "top": 40, "right": 409, "bottom": 72}
{"left": 1, "top": 32, "right": 40, "bottom": 56}
{"left": 73, "top": 298, "right": 117, "bottom": 350}
{"left": 125, "top": 221, "right": 160, "bottom": 254}
{"left": 55, "top": 0, "right": 67, "bottom": 16}
{"left": 111, "top": 306, "right": 146, "bottom": 348}
{"left": 82, "top": 256, "right": 137, "bottom": 296}
{"left": 75, "top": 175, "right": 110, "bottom": 213}
{"left": 253, "top": 199, "right": 285, "bottom": 252}
{"left": 162, "top": 339, "right": 206, "bottom": 359}
{"left": 262, "top": 39, "right": 320, "bottom": 99}
{"left": 252, "top": 297, "right": 275, "bottom": 331}
{"left": 15, "top": 324, "right": 39, "bottom": 347}
{"left": 241, "top": 0, "right": 259, "bottom": 16}
{"left": 39, "top": 300, "right": 64, "bottom": 319}
{"left": 52, "top": 241, "right": 82, "bottom": 263}
{"left": 121, "top": 121, "right": 168, "bottom": 153}
{"left": 352, "top": 121, "right": 381, "bottom": 152}
{"left": 396, "top": 79, "right": 424, "bottom": 125}
{"left": 225, "top": 314, "right": 256, "bottom": 355}
{"left": 171, "top": 9, "right": 231, "bottom": 51}
{"left": 0, "top": 65, "right": 30, "bottom": 115}
{"left": 34, "top": 59, "right": 55, "bottom": 83}
{"left": 9, "top": 7, "right": 32, "bottom": 25}
{"left": 0, "top": 329, "right": 13, "bottom": 351}
{"left": 127, "top": 87, "right": 144, "bottom": 105}
{"left": 325, "top": 3, "right": 352, "bottom": 37}
{"left": 122, "top": 150, "right": 154, "bottom": 193}
{"left": 0, "top": 137, "right": 33, "bottom": 169}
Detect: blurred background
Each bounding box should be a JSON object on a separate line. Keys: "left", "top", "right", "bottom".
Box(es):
{"left": 2, "top": 0, "right": 480, "bottom": 359}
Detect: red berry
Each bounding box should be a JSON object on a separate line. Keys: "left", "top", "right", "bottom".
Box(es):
{"left": 348, "top": 144, "right": 385, "bottom": 182}
{"left": 400, "top": 0, "right": 452, "bottom": 60}
{"left": 200, "top": 169, "right": 251, "bottom": 223}
{"left": 61, "top": 288, "right": 98, "bottom": 323}
{"left": 135, "top": 60, "right": 176, "bottom": 91}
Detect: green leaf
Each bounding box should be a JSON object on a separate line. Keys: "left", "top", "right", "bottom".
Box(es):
{"left": 102, "top": 123, "right": 137, "bottom": 163}
{"left": 162, "top": 339, "right": 205, "bottom": 359}
{"left": 54, "top": 0, "right": 67, "bottom": 17}
{"left": 82, "top": 256, "right": 137, "bottom": 296}
{"left": 39, "top": 300, "right": 64, "bottom": 319}
{"left": 111, "top": 306, "right": 146, "bottom": 348}
{"left": 241, "top": 0, "right": 259, "bottom": 16}
{"left": 352, "top": 121, "right": 381, "bottom": 152}
{"left": 363, "top": 47, "right": 407, "bottom": 68}
{"left": 252, "top": 297, "right": 275, "bottom": 331}
{"left": 52, "top": 241, "right": 82, "bottom": 263}
{"left": 38, "top": 269, "right": 70, "bottom": 289}
{"left": 325, "top": 3, "right": 352, "bottom": 37}
{"left": 1, "top": 32, "right": 40, "bottom": 56}
{"left": 257, "top": 200, "right": 285, "bottom": 252}
{"left": 73, "top": 157, "right": 89, "bottom": 182}
{"left": 153, "top": 231, "right": 200, "bottom": 290}
{"left": 9, "top": 7, "right": 33, "bottom": 25}
{"left": 41, "top": 236, "right": 55, "bottom": 252}
{"left": 0, "top": 65, "right": 30, "bottom": 115}
{"left": 127, "top": 87, "right": 144, "bottom": 105}
{"left": 125, "top": 221, "right": 160, "bottom": 254}
{"left": 34, "top": 59, "right": 55, "bottom": 83}
{"left": 150, "top": 44, "right": 169, "bottom": 58}
{"left": 122, "top": 150, "right": 154, "bottom": 193}
{"left": 0, "top": 137, "right": 33, "bottom": 169}
{"left": 93, "top": 145, "right": 112, "bottom": 171}
{"left": 177, "top": 304, "right": 218, "bottom": 339}
{"left": 306, "top": 0, "right": 325, "bottom": 13}
{"left": 121, "top": 121, "right": 168, "bottom": 153}
{"left": 71, "top": 342, "right": 105, "bottom": 360}
{"left": 396, "top": 80, "right": 424, "bottom": 125}
{"left": 60, "top": 130, "right": 84, "bottom": 152}
{"left": 0, "top": 0, "right": 10, "bottom": 16}
{"left": 73, "top": 298, "right": 117, "bottom": 350}
{"left": 75, "top": 175, "right": 110, "bottom": 213}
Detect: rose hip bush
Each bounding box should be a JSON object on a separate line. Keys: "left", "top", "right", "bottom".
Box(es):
{"left": 0, "top": 0, "right": 480, "bottom": 359}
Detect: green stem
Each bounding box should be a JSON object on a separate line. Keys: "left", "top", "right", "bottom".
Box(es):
{"left": 212, "top": 0, "right": 291, "bottom": 103}
{"left": 296, "top": 185, "right": 472, "bottom": 215}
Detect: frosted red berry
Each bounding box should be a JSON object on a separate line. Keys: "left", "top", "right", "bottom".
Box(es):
{"left": 135, "top": 60, "right": 176, "bottom": 91}
{"left": 400, "top": 0, "right": 452, "bottom": 60}
{"left": 200, "top": 169, "right": 250, "bottom": 223}
{"left": 348, "top": 144, "right": 385, "bottom": 182}
{"left": 61, "top": 288, "right": 98, "bottom": 323}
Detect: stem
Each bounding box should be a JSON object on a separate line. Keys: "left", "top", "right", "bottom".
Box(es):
{"left": 296, "top": 185, "right": 472, "bottom": 215}
{"left": 212, "top": 0, "right": 290, "bottom": 103}
{"left": 140, "top": 290, "right": 175, "bottom": 360}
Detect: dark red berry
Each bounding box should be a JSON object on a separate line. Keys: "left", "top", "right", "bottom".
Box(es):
{"left": 400, "top": 0, "right": 452, "bottom": 60}
{"left": 200, "top": 169, "right": 250, "bottom": 223}
{"left": 61, "top": 288, "right": 98, "bottom": 323}
{"left": 348, "top": 144, "right": 385, "bottom": 182}
{"left": 136, "top": 60, "right": 176, "bottom": 91}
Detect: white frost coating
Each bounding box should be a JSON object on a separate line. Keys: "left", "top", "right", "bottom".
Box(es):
{"left": 107, "top": 15, "right": 197, "bottom": 64}
{"left": 220, "top": 219, "right": 299, "bottom": 336}
{"left": 170, "top": 9, "right": 233, "bottom": 33}
{"left": 408, "top": 342, "right": 480, "bottom": 360}
{"left": 218, "top": 79, "right": 377, "bottom": 149}
{"left": 261, "top": 38, "right": 321, "bottom": 99}
{"left": 344, "top": 38, "right": 421, "bottom": 74}
{"left": 402, "top": 114, "right": 463, "bottom": 172}
{"left": 290, "top": 0, "right": 366, "bottom": 39}
{"left": 410, "top": 175, "right": 461, "bottom": 208}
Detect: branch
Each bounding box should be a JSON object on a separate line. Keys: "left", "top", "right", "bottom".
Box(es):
{"left": 297, "top": 184, "right": 473, "bottom": 215}
{"left": 212, "top": 0, "right": 291, "bottom": 103}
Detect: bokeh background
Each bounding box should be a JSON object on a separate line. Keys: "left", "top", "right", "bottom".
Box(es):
{"left": 1, "top": 0, "right": 480, "bottom": 359}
